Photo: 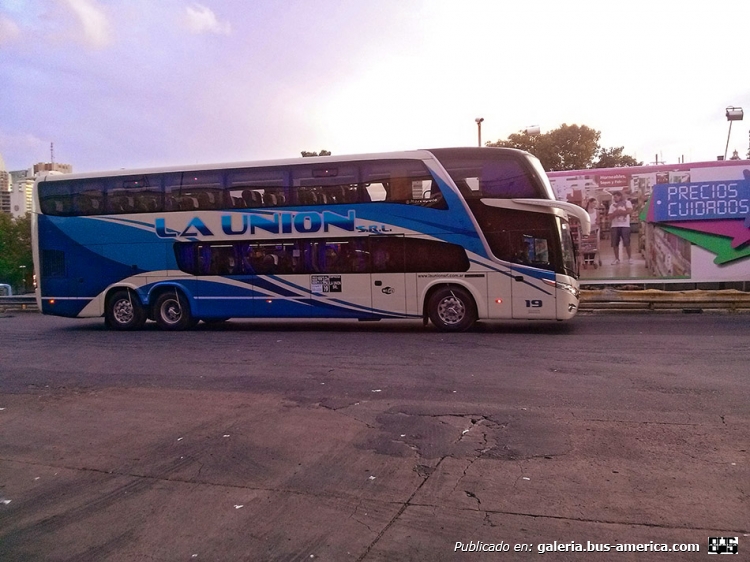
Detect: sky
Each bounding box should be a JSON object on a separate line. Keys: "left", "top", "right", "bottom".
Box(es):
{"left": 1, "top": 0, "right": 749, "bottom": 174}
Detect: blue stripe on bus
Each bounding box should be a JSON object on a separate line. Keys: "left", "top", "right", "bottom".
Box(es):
{"left": 137, "top": 277, "right": 406, "bottom": 320}
{"left": 469, "top": 259, "right": 553, "bottom": 296}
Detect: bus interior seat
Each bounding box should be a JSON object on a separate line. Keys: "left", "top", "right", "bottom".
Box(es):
{"left": 137, "top": 197, "right": 158, "bottom": 213}
{"left": 196, "top": 192, "right": 211, "bottom": 209}
{"left": 264, "top": 192, "right": 277, "bottom": 206}
{"left": 179, "top": 197, "right": 198, "bottom": 211}
{"left": 164, "top": 195, "right": 179, "bottom": 211}
{"left": 73, "top": 194, "right": 94, "bottom": 214}
{"left": 241, "top": 190, "right": 263, "bottom": 207}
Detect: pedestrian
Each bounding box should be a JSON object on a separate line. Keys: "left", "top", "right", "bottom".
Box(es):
{"left": 608, "top": 191, "right": 633, "bottom": 265}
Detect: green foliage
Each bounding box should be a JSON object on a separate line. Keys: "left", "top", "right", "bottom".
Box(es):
{"left": 487, "top": 124, "right": 640, "bottom": 171}
{"left": 594, "top": 146, "right": 643, "bottom": 168}
{"left": 301, "top": 150, "right": 332, "bottom": 157}
{"left": 0, "top": 213, "right": 33, "bottom": 293}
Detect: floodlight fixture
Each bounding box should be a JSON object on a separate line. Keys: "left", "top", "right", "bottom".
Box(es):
{"left": 726, "top": 106, "right": 744, "bottom": 121}
{"left": 724, "top": 106, "right": 744, "bottom": 160}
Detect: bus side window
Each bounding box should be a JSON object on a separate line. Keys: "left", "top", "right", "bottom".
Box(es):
{"left": 360, "top": 160, "right": 443, "bottom": 208}
{"left": 228, "top": 168, "right": 288, "bottom": 209}
{"left": 370, "top": 237, "right": 404, "bottom": 273}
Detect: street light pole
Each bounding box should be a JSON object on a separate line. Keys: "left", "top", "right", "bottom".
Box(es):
{"left": 19, "top": 265, "right": 26, "bottom": 294}
{"left": 724, "top": 106, "right": 744, "bottom": 160}
{"left": 475, "top": 117, "right": 484, "bottom": 147}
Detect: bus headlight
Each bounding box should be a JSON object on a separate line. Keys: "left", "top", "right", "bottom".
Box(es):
{"left": 542, "top": 279, "right": 580, "bottom": 300}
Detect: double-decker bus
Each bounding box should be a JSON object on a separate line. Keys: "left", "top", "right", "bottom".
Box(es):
{"left": 32, "top": 147, "right": 589, "bottom": 331}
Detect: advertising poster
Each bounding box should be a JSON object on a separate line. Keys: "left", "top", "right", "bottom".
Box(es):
{"left": 547, "top": 160, "right": 750, "bottom": 284}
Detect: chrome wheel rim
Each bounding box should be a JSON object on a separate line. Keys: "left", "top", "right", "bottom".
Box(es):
{"left": 113, "top": 299, "right": 134, "bottom": 325}
{"left": 437, "top": 295, "right": 465, "bottom": 325}
{"left": 161, "top": 298, "right": 182, "bottom": 324}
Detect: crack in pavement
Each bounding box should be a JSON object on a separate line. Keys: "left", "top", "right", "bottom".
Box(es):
{"left": 0, "top": 457, "right": 375, "bottom": 507}
{"left": 410, "top": 498, "right": 750, "bottom": 534}
{"left": 355, "top": 455, "right": 449, "bottom": 562}
{"left": 405, "top": 503, "right": 750, "bottom": 535}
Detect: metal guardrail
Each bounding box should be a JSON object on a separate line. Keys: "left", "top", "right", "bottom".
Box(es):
{"left": 580, "top": 289, "right": 750, "bottom": 312}
{"left": 0, "top": 295, "right": 38, "bottom": 311}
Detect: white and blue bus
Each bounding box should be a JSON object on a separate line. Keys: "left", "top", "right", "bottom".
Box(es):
{"left": 32, "top": 147, "right": 589, "bottom": 331}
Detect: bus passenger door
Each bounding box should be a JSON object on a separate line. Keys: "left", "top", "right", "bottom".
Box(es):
{"left": 510, "top": 265, "right": 556, "bottom": 319}
{"left": 369, "top": 236, "right": 406, "bottom": 318}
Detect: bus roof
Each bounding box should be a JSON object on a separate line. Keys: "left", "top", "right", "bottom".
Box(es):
{"left": 35, "top": 147, "right": 534, "bottom": 183}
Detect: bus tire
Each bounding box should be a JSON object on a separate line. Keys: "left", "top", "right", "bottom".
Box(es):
{"left": 105, "top": 289, "right": 147, "bottom": 331}
{"left": 427, "top": 286, "right": 477, "bottom": 332}
{"left": 154, "top": 291, "right": 194, "bottom": 331}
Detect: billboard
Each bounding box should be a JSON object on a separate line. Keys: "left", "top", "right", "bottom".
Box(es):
{"left": 547, "top": 160, "right": 750, "bottom": 284}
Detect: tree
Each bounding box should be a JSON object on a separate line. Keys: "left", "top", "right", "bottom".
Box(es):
{"left": 301, "top": 150, "right": 332, "bottom": 157}
{"left": 594, "top": 146, "right": 643, "bottom": 168}
{"left": 0, "top": 213, "right": 33, "bottom": 293}
{"left": 487, "top": 123, "right": 640, "bottom": 171}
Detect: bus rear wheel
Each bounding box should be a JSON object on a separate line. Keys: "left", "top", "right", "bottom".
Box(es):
{"left": 106, "top": 289, "right": 147, "bottom": 330}
{"left": 154, "top": 291, "right": 195, "bottom": 331}
{"left": 427, "top": 286, "right": 477, "bottom": 332}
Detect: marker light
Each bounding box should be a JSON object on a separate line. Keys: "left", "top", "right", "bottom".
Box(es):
{"left": 494, "top": 298, "right": 503, "bottom": 304}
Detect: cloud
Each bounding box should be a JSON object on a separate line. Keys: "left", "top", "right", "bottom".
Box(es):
{"left": 0, "top": 130, "right": 49, "bottom": 171}
{"left": 0, "top": 15, "right": 21, "bottom": 45}
{"left": 63, "top": 0, "right": 113, "bottom": 48}
{"left": 184, "top": 3, "right": 231, "bottom": 35}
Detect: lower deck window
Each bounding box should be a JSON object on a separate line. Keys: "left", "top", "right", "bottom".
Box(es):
{"left": 174, "top": 236, "right": 469, "bottom": 276}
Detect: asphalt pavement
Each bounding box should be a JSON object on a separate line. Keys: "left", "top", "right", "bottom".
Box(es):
{"left": 0, "top": 312, "right": 747, "bottom": 561}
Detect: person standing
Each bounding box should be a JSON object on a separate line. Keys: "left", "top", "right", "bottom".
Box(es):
{"left": 585, "top": 198, "right": 599, "bottom": 235}
{"left": 584, "top": 197, "right": 601, "bottom": 266}
{"left": 608, "top": 191, "right": 633, "bottom": 265}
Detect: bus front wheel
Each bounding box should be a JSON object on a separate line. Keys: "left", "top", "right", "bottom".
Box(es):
{"left": 427, "top": 286, "right": 477, "bottom": 332}
{"left": 105, "top": 289, "right": 147, "bottom": 330}
{"left": 154, "top": 291, "right": 195, "bottom": 331}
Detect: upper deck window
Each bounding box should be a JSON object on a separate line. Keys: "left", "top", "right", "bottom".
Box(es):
{"left": 37, "top": 157, "right": 450, "bottom": 216}
{"left": 164, "top": 172, "right": 223, "bottom": 212}
{"left": 227, "top": 168, "right": 287, "bottom": 208}
{"left": 292, "top": 164, "right": 359, "bottom": 205}
{"left": 107, "top": 175, "right": 163, "bottom": 214}
{"left": 361, "top": 160, "right": 446, "bottom": 208}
